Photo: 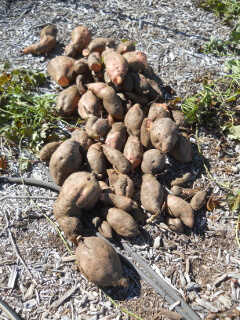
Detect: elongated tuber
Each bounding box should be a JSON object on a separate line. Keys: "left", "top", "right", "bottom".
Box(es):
{"left": 65, "top": 25, "right": 92, "bottom": 57}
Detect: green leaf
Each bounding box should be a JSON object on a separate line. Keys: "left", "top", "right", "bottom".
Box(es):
{"left": 226, "top": 193, "right": 240, "bottom": 212}
{"left": 227, "top": 125, "right": 240, "bottom": 140}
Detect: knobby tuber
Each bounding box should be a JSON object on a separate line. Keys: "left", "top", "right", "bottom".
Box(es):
{"left": 65, "top": 25, "right": 92, "bottom": 57}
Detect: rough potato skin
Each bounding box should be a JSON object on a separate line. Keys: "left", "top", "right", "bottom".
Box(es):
{"left": 107, "top": 169, "right": 134, "bottom": 198}
{"left": 123, "top": 136, "right": 143, "bottom": 170}
{"left": 53, "top": 171, "right": 100, "bottom": 219}
{"left": 190, "top": 190, "right": 207, "bottom": 211}
{"left": 56, "top": 85, "right": 80, "bottom": 116}
{"left": 148, "top": 103, "right": 170, "bottom": 122}
{"left": 39, "top": 141, "right": 62, "bottom": 162}
{"left": 105, "top": 122, "right": 127, "bottom": 151}
{"left": 65, "top": 25, "right": 92, "bottom": 57}
{"left": 140, "top": 118, "right": 154, "bottom": 149}
{"left": 166, "top": 217, "right": 184, "bottom": 233}
{"left": 101, "top": 87, "right": 124, "bottom": 120}
{"left": 86, "top": 143, "right": 107, "bottom": 180}
{"left": 124, "top": 104, "right": 145, "bottom": 137}
{"left": 75, "top": 237, "right": 128, "bottom": 287}
{"left": 47, "top": 56, "right": 76, "bottom": 87}
{"left": 165, "top": 195, "right": 194, "bottom": 228}
{"left": 150, "top": 117, "right": 179, "bottom": 153}
{"left": 71, "top": 128, "right": 93, "bottom": 154}
{"left": 78, "top": 90, "right": 103, "bottom": 120}
{"left": 49, "top": 140, "right": 82, "bottom": 186}
{"left": 100, "top": 193, "right": 134, "bottom": 212}
{"left": 141, "top": 149, "right": 165, "bottom": 174}
{"left": 171, "top": 109, "right": 187, "bottom": 127}
{"left": 57, "top": 216, "right": 82, "bottom": 242}
{"left": 87, "top": 37, "right": 116, "bottom": 54}
{"left": 92, "top": 217, "right": 113, "bottom": 238}
{"left": 85, "top": 116, "right": 109, "bottom": 140}
{"left": 104, "top": 51, "right": 128, "bottom": 85}
{"left": 170, "top": 134, "right": 193, "bottom": 163}
{"left": 102, "top": 144, "right": 131, "bottom": 174}
{"left": 103, "top": 208, "right": 139, "bottom": 238}
{"left": 140, "top": 174, "right": 164, "bottom": 214}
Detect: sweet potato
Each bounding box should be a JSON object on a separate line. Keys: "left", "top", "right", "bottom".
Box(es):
{"left": 124, "top": 91, "right": 149, "bottom": 106}
{"left": 124, "top": 104, "right": 145, "bottom": 137}
{"left": 65, "top": 25, "right": 92, "bottom": 57}
{"left": 121, "top": 73, "right": 134, "bottom": 92}
{"left": 100, "top": 193, "right": 134, "bottom": 212}
{"left": 71, "top": 128, "right": 93, "bottom": 154}
{"left": 53, "top": 171, "right": 100, "bottom": 219}
{"left": 171, "top": 185, "right": 198, "bottom": 199}
{"left": 140, "top": 174, "right": 164, "bottom": 214}
{"left": 140, "top": 118, "right": 154, "bottom": 149}
{"left": 129, "top": 72, "right": 149, "bottom": 95}
{"left": 22, "top": 25, "right": 58, "bottom": 54}
{"left": 123, "top": 136, "right": 143, "bottom": 170}
{"left": 47, "top": 56, "right": 76, "bottom": 87}
{"left": 165, "top": 217, "right": 184, "bottom": 233}
{"left": 56, "top": 85, "right": 81, "bottom": 116}
{"left": 75, "top": 236, "right": 128, "bottom": 286}
{"left": 105, "top": 122, "right": 127, "bottom": 151}
{"left": 74, "top": 58, "right": 89, "bottom": 75}
{"left": 141, "top": 149, "right": 165, "bottom": 174}
{"left": 85, "top": 116, "right": 109, "bottom": 140}
{"left": 78, "top": 90, "right": 103, "bottom": 120}
{"left": 148, "top": 103, "right": 170, "bottom": 122}
{"left": 102, "top": 144, "right": 131, "bottom": 174}
{"left": 88, "top": 52, "right": 102, "bottom": 72}
{"left": 92, "top": 217, "right": 113, "bottom": 239}
{"left": 117, "top": 41, "right": 135, "bottom": 54}
{"left": 86, "top": 143, "right": 107, "bottom": 180}
{"left": 171, "top": 172, "right": 192, "bottom": 186}
{"left": 190, "top": 190, "right": 207, "bottom": 211}
{"left": 171, "top": 109, "right": 187, "bottom": 127}
{"left": 99, "top": 181, "right": 113, "bottom": 193}
{"left": 49, "top": 139, "right": 82, "bottom": 186}
{"left": 76, "top": 72, "right": 93, "bottom": 94}
{"left": 165, "top": 195, "right": 194, "bottom": 228}
{"left": 101, "top": 208, "right": 139, "bottom": 238}
{"left": 107, "top": 169, "right": 134, "bottom": 198}
{"left": 130, "top": 202, "right": 144, "bottom": 223}
{"left": 150, "top": 117, "right": 179, "bottom": 153}
{"left": 123, "top": 51, "right": 148, "bottom": 73}
{"left": 57, "top": 216, "right": 82, "bottom": 242}
{"left": 86, "top": 37, "right": 116, "bottom": 54}
{"left": 170, "top": 134, "right": 193, "bottom": 163}
{"left": 103, "top": 50, "right": 128, "bottom": 85}
{"left": 87, "top": 82, "right": 108, "bottom": 97}
{"left": 147, "top": 79, "right": 164, "bottom": 102}
{"left": 39, "top": 141, "right": 62, "bottom": 162}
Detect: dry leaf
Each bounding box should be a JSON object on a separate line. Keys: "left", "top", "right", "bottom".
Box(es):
{"left": 206, "top": 196, "right": 219, "bottom": 211}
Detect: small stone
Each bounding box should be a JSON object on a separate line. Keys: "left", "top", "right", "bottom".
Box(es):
{"left": 153, "top": 236, "right": 162, "bottom": 249}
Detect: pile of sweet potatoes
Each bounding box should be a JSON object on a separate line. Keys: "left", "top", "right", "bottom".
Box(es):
{"left": 34, "top": 25, "right": 207, "bottom": 287}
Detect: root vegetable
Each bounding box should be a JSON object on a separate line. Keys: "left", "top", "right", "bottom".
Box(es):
{"left": 22, "top": 25, "right": 58, "bottom": 54}
{"left": 57, "top": 216, "right": 82, "bottom": 242}
{"left": 85, "top": 116, "right": 109, "bottom": 140}
{"left": 140, "top": 118, "right": 154, "bottom": 149}
{"left": 148, "top": 103, "right": 170, "bottom": 122}
{"left": 170, "top": 135, "right": 193, "bottom": 163}
{"left": 65, "top": 25, "right": 92, "bottom": 57}
{"left": 123, "top": 51, "right": 148, "bottom": 73}
{"left": 171, "top": 185, "right": 198, "bottom": 199}
{"left": 78, "top": 90, "right": 103, "bottom": 120}
{"left": 129, "top": 72, "right": 149, "bottom": 95}
{"left": 141, "top": 149, "right": 165, "bottom": 174}
{"left": 39, "top": 141, "right": 62, "bottom": 162}
{"left": 171, "top": 172, "right": 192, "bottom": 186}
{"left": 76, "top": 72, "right": 93, "bottom": 94}
{"left": 150, "top": 117, "right": 179, "bottom": 153}
{"left": 49, "top": 140, "right": 82, "bottom": 186}
{"left": 100, "top": 193, "right": 134, "bottom": 212}
{"left": 87, "top": 37, "right": 116, "bottom": 54}
{"left": 121, "top": 74, "right": 134, "bottom": 92}
{"left": 74, "top": 58, "right": 89, "bottom": 75}
{"left": 88, "top": 52, "right": 102, "bottom": 72}
{"left": 102, "top": 144, "right": 131, "bottom": 174}
{"left": 130, "top": 202, "right": 144, "bottom": 223}
{"left": 105, "top": 122, "right": 127, "bottom": 151}
{"left": 124, "top": 104, "right": 145, "bottom": 137}
{"left": 190, "top": 190, "right": 207, "bottom": 211}
{"left": 171, "top": 109, "right": 187, "bottom": 127}
{"left": 71, "top": 128, "right": 93, "bottom": 154}
{"left": 75, "top": 236, "right": 128, "bottom": 286}
{"left": 166, "top": 217, "right": 184, "bottom": 233}
{"left": 86, "top": 143, "right": 107, "bottom": 180}
{"left": 99, "top": 181, "right": 113, "bottom": 193}
{"left": 92, "top": 217, "right": 113, "bottom": 239}
{"left": 117, "top": 41, "right": 135, "bottom": 54}
{"left": 56, "top": 85, "right": 80, "bottom": 116}
{"left": 47, "top": 56, "right": 76, "bottom": 87}
{"left": 103, "top": 51, "right": 128, "bottom": 85}
{"left": 87, "top": 82, "right": 108, "bottom": 97}
{"left": 107, "top": 169, "right": 134, "bottom": 198}
{"left": 123, "top": 136, "right": 143, "bottom": 170}
{"left": 125, "top": 91, "right": 149, "bottom": 106}
{"left": 147, "top": 79, "right": 164, "bottom": 102}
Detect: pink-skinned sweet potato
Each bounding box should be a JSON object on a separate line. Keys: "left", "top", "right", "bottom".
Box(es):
{"left": 39, "top": 141, "right": 62, "bottom": 162}
{"left": 123, "top": 135, "right": 143, "bottom": 171}
{"left": 170, "top": 134, "right": 193, "bottom": 163}
{"left": 105, "top": 122, "right": 127, "bottom": 151}
{"left": 65, "top": 25, "right": 92, "bottom": 57}
{"left": 165, "top": 194, "right": 194, "bottom": 228}
{"left": 75, "top": 236, "right": 128, "bottom": 287}
{"left": 47, "top": 56, "right": 76, "bottom": 87}
{"left": 49, "top": 139, "right": 82, "bottom": 186}
{"left": 102, "top": 144, "right": 131, "bottom": 174}
{"left": 22, "top": 25, "right": 58, "bottom": 54}
{"left": 71, "top": 128, "right": 94, "bottom": 154}
{"left": 86, "top": 142, "right": 107, "bottom": 180}
{"left": 107, "top": 169, "right": 134, "bottom": 198}
{"left": 56, "top": 85, "right": 81, "bottom": 116}
{"left": 85, "top": 116, "right": 109, "bottom": 140}
{"left": 141, "top": 149, "right": 165, "bottom": 174}
{"left": 124, "top": 104, "right": 145, "bottom": 137}
{"left": 78, "top": 90, "right": 103, "bottom": 120}
{"left": 148, "top": 103, "right": 170, "bottom": 122}
{"left": 57, "top": 216, "right": 82, "bottom": 243}
{"left": 103, "top": 50, "right": 128, "bottom": 85}
{"left": 150, "top": 117, "right": 179, "bottom": 153}
{"left": 88, "top": 52, "right": 102, "bottom": 72}
{"left": 123, "top": 51, "right": 148, "bottom": 73}
{"left": 100, "top": 193, "right": 134, "bottom": 212}
{"left": 117, "top": 41, "right": 135, "bottom": 54}
{"left": 86, "top": 37, "right": 116, "bottom": 54}
{"left": 140, "top": 118, "right": 154, "bottom": 149}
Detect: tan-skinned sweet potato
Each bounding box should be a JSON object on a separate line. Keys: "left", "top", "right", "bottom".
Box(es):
{"left": 78, "top": 90, "right": 103, "bottom": 120}
{"left": 107, "top": 169, "right": 134, "bottom": 198}
{"left": 71, "top": 128, "right": 94, "bottom": 154}
{"left": 47, "top": 56, "right": 76, "bottom": 87}
{"left": 165, "top": 217, "right": 184, "bottom": 233}
{"left": 87, "top": 82, "right": 108, "bottom": 97}
{"left": 85, "top": 116, "right": 109, "bottom": 140}
{"left": 103, "top": 50, "right": 128, "bottom": 85}
{"left": 190, "top": 190, "right": 207, "bottom": 211}
{"left": 99, "top": 181, "right": 114, "bottom": 193}
{"left": 171, "top": 185, "right": 198, "bottom": 199}
{"left": 123, "top": 136, "right": 143, "bottom": 171}
{"left": 165, "top": 194, "right": 194, "bottom": 228}
{"left": 76, "top": 71, "right": 93, "bottom": 94}
{"left": 49, "top": 139, "right": 82, "bottom": 186}
{"left": 147, "top": 79, "right": 164, "bottom": 102}
{"left": 100, "top": 193, "right": 134, "bottom": 212}
{"left": 150, "top": 117, "right": 179, "bottom": 153}
{"left": 117, "top": 41, "right": 135, "bottom": 54}
{"left": 123, "top": 51, "right": 148, "bottom": 73}
{"left": 148, "top": 103, "right": 170, "bottom": 122}
{"left": 105, "top": 122, "right": 127, "bottom": 151}
{"left": 92, "top": 217, "right": 113, "bottom": 239}
{"left": 129, "top": 72, "right": 149, "bottom": 95}
{"left": 140, "top": 118, "right": 154, "bottom": 149}
{"left": 86, "top": 142, "right": 107, "bottom": 180}
{"left": 56, "top": 85, "right": 81, "bottom": 116}
{"left": 65, "top": 25, "right": 92, "bottom": 57}
{"left": 22, "top": 25, "right": 58, "bottom": 54}
{"left": 171, "top": 172, "right": 192, "bottom": 186}
{"left": 86, "top": 37, "right": 116, "bottom": 54}
{"left": 102, "top": 144, "right": 131, "bottom": 174}
{"left": 124, "top": 104, "right": 145, "bottom": 137}
{"left": 88, "top": 52, "right": 102, "bottom": 72}
{"left": 171, "top": 109, "right": 187, "bottom": 127}
{"left": 140, "top": 174, "right": 164, "bottom": 214}
{"left": 170, "top": 134, "right": 193, "bottom": 163}
{"left": 39, "top": 141, "right": 62, "bottom": 162}
{"left": 74, "top": 58, "right": 89, "bottom": 75}
{"left": 141, "top": 149, "right": 165, "bottom": 174}
{"left": 75, "top": 236, "right": 128, "bottom": 287}
{"left": 57, "top": 216, "right": 82, "bottom": 243}
{"left": 101, "top": 208, "right": 139, "bottom": 238}
{"left": 130, "top": 202, "right": 144, "bottom": 223}
{"left": 53, "top": 171, "right": 100, "bottom": 219}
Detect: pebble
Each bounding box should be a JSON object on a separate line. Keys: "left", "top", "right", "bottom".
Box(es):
{"left": 153, "top": 236, "right": 162, "bottom": 249}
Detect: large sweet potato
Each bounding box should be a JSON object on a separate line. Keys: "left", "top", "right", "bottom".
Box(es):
{"left": 103, "top": 50, "right": 128, "bottom": 85}
{"left": 65, "top": 25, "right": 92, "bottom": 57}
{"left": 102, "top": 144, "right": 131, "bottom": 174}
{"left": 170, "top": 134, "right": 193, "bottom": 163}
{"left": 85, "top": 116, "right": 109, "bottom": 140}
{"left": 56, "top": 85, "right": 80, "bottom": 116}
{"left": 86, "top": 143, "right": 106, "bottom": 180}
{"left": 123, "top": 51, "right": 148, "bottom": 73}
{"left": 105, "top": 122, "right": 127, "bottom": 151}
{"left": 107, "top": 169, "right": 134, "bottom": 198}
{"left": 39, "top": 141, "right": 62, "bottom": 162}
{"left": 75, "top": 236, "right": 128, "bottom": 286}
{"left": 78, "top": 90, "right": 103, "bottom": 120}
{"left": 48, "top": 56, "right": 76, "bottom": 87}
{"left": 141, "top": 149, "right": 165, "bottom": 174}
{"left": 148, "top": 103, "right": 169, "bottom": 122}
{"left": 124, "top": 104, "right": 145, "bottom": 137}
{"left": 123, "top": 136, "right": 143, "bottom": 170}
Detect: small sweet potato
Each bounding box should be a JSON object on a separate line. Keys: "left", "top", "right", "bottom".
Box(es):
{"left": 107, "top": 169, "right": 134, "bottom": 198}
{"left": 88, "top": 52, "right": 102, "bottom": 72}
{"left": 102, "top": 144, "right": 131, "bottom": 174}
{"left": 140, "top": 173, "right": 164, "bottom": 214}
{"left": 74, "top": 58, "right": 89, "bottom": 75}
{"left": 140, "top": 118, "right": 154, "bottom": 149}
{"left": 56, "top": 85, "right": 81, "bottom": 116}
{"left": 101, "top": 86, "right": 124, "bottom": 120}
{"left": 86, "top": 142, "right": 107, "bottom": 180}
{"left": 75, "top": 236, "right": 128, "bottom": 286}
{"left": 165, "top": 217, "right": 184, "bottom": 233}
{"left": 71, "top": 128, "right": 94, "bottom": 154}
{"left": 105, "top": 122, "right": 127, "bottom": 151}
{"left": 85, "top": 116, "right": 109, "bottom": 140}
{"left": 92, "top": 217, "right": 113, "bottom": 239}
{"left": 171, "top": 185, "right": 198, "bottom": 199}
{"left": 100, "top": 193, "right": 134, "bottom": 212}
{"left": 165, "top": 195, "right": 194, "bottom": 228}
{"left": 147, "top": 79, "right": 164, "bottom": 102}
{"left": 22, "top": 25, "right": 58, "bottom": 54}
{"left": 103, "top": 50, "right": 128, "bottom": 85}
{"left": 148, "top": 103, "right": 170, "bottom": 122}
{"left": 47, "top": 56, "right": 76, "bottom": 87}
{"left": 39, "top": 141, "right": 62, "bottom": 162}
{"left": 129, "top": 72, "right": 149, "bottom": 95}
{"left": 124, "top": 104, "right": 145, "bottom": 137}
{"left": 101, "top": 208, "right": 139, "bottom": 238}
{"left": 99, "top": 181, "right": 113, "bottom": 193}
{"left": 123, "top": 51, "right": 148, "bottom": 73}
{"left": 150, "top": 117, "right": 179, "bottom": 153}
{"left": 123, "top": 136, "right": 143, "bottom": 170}
{"left": 49, "top": 139, "right": 82, "bottom": 186}
{"left": 130, "top": 202, "right": 144, "bottom": 223}
{"left": 57, "top": 216, "right": 82, "bottom": 242}
{"left": 141, "top": 149, "right": 165, "bottom": 174}
{"left": 65, "top": 25, "right": 92, "bottom": 57}
{"left": 87, "top": 37, "right": 116, "bottom": 54}
{"left": 78, "top": 90, "right": 103, "bottom": 120}
{"left": 171, "top": 109, "right": 187, "bottom": 127}
{"left": 190, "top": 190, "right": 207, "bottom": 211}
{"left": 117, "top": 41, "right": 135, "bottom": 54}
{"left": 170, "top": 134, "right": 193, "bottom": 163}
{"left": 76, "top": 71, "right": 93, "bottom": 94}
